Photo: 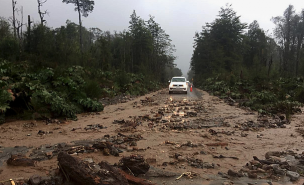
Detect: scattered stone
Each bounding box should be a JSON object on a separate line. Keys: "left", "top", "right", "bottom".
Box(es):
{"left": 84, "top": 124, "right": 104, "bottom": 130}
{"left": 119, "top": 155, "right": 150, "bottom": 176}
{"left": 286, "top": 171, "right": 300, "bottom": 181}
{"left": 45, "top": 151, "right": 53, "bottom": 159}
{"left": 227, "top": 169, "right": 243, "bottom": 177}
{"left": 103, "top": 148, "right": 110, "bottom": 156}
{"left": 29, "top": 174, "right": 42, "bottom": 185}
{"left": 265, "top": 151, "right": 281, "bottom": 159}
{"left": 248, "top": 172, "right": 257, "bottom": 179}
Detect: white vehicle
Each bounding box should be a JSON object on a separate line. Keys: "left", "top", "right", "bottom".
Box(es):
{"left": 168, "top": 77, "right": 189, "bottom": 94}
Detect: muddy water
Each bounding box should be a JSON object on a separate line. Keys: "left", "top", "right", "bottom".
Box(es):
{"left": 0, "top": 87, "right": 304, "bottom": 184}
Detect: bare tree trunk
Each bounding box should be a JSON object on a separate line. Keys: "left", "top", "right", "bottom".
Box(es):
{"left": 21, "top": 6, "right": 23, "bottom": 40}
{"left": 295, "top": 34, "right": 303, "bottom": 77}
{"left": 37, "top": 0, "right": 47, "bottom": 26}
{"left": 12, "top": 0, "right": 17, "bottom": 38}
{"left": 76, "top": 0, "right": 83, "bottom": 54}
{"left": 27, "top": 15, "right": 32, "bottom": 52}
{"left": 268, "top": 55, "right": 273, "bottom": 77}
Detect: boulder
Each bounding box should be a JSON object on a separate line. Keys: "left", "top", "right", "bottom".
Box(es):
{"left": 286, "top": 171, "right": 300, "bottom": 181}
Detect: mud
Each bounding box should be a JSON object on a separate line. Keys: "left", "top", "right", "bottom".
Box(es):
{"left": 1, "top": 87, "right": 304, "bottom": 184}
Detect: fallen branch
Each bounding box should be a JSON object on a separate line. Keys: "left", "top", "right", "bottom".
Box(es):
{"left": 58, "top": 152, "right": 128, "bottom": 185}
{"left": 213, "top": 154, "right": 239, "bottom": 160}
{"left": 118, "top": 169, "right": 156, "bottom": 185}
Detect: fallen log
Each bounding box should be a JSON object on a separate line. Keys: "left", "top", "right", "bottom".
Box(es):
{"left": 253, "top": 156, "right": 286, "bottom": 165}
{"left": 57, "top": 152, "right": 128, "bottom": 185}
{"left": 118, "top": 169, "right": 156, "bottom": 185}
{"left": 7, "top": 154, "right": 35, "bottom": 167}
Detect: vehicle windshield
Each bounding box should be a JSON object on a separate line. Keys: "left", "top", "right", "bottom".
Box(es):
{"left": 171, "top": 78, "right": 186, "bottom": 82}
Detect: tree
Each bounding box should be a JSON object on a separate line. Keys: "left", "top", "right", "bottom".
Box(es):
{"left": 37, "top": 0, "right": 48, "bottom": 25}
{"left": 272, "top": 5, "right": 296, "bottom": 76}
{"left": 128, "top": 10, "right": 153, "bottom": 73}
{"left": 147, "top": 15, "right": 176, "bottom": 82}
{"left": 0, "top": 17, "right": 11, "bottom": 41}
{"left": 190, "top": 4, "right": 246, "bottom": 82}
{"left": 62, "top": 0, "right": 94, "bottom": 53}
{"left": 11, "top": 0, "right": 17, "bottom": 38}
{"left": 243, "top": 21, "right": 267, "bottom": 69}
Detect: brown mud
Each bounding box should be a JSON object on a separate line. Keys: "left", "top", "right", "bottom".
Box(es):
{"left": 1, "top": 87, "right": 304, "bottom": 185}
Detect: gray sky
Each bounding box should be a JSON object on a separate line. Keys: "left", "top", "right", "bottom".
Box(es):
{"left": 1, "top": 0, "right": 303, "bottom": 76}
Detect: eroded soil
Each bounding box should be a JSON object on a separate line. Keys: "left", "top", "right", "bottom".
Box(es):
{"left": 1, "top": 88, "right": 304, "bottom": 185}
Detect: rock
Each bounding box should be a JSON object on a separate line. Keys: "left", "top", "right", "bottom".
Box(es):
{"left": 130, "top": 141, "right": 137, "bottom": 146}
{"left": 248, "top": 172, "right": 257, "bottom": 179}
{"left": 7, "top": 154, "right": 35, "bottom": 167}
{"left": 110, "top": 146, "right": 119, "bottom": 156}
{"left": 119, "top": 155, "right": 150, "bottom": 176}
{"left": 271, "top": 164, "right": 285, "bottom": 175}
{"left": 29, "top": 174, "right": 42, "bottom": 185}
{"left": 250, "top": 160, "right": 262, "bottom": 168}
{"left": 177, "top": 156, "right": 186, "bottom": 162}
{"left": 227, "top": 169, "right": 243, "bottom": 177}
{"left": 103, "top": 148, "right": 110, "bottom": 156}
{"left": 265, "top": 151, "right": 281, "bottom": 159}
{"left": 262, "top": 164, "right": 272, "bottom": 171}
{"left": 286, "top": 171, "right": 300, "bottom": 181}
{"left": 269, "top": 156, "right": 281, "bottom": 163}
{"left": 45, "top": 151, "right": 53, "bottom": 159}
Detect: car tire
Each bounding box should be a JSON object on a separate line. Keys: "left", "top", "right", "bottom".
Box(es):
{"left": 185, "top": 91, "right": 188, "bottom": 94}
{"left": 169, "top": 91, "right": 172, "bottom": 94}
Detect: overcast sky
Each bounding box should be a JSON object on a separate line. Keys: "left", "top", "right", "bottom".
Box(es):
{"left": 1, "top": 0, "right": 303, "bottom": 76}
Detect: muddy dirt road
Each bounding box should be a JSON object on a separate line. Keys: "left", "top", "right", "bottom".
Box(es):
{"left": 1, "top": 87, "right": 304, "bottom": 185}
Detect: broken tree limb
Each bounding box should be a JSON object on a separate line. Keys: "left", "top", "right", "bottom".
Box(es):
{"left": 213, "top": 154, "right": 239, "bottom": 160}
{"left": 57, "top": 152, "right": 128, "bottom": 185}
{"left": 253, "top": 156, "right": 286, "bottom": 165}
{"left": 118, "top": 169, "right": 156, "bottom": 185}
{"left": 7, "top": 154, "right": 35, "bottom": 167}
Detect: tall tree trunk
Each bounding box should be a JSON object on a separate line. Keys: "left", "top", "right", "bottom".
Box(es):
{"left": 12, "top": 0, "right": 16, "bottom": 38}
{"left": 27, "top": 15, "right": 31, "bottom": 52}
{"left": 37, "top": 0, "right": 44, "bottom": 25}
{"left": 20, "top": 6, "right": 23, "bottom": 40}
{"left": 76, "top": 0, "right": 83, "bottom": 54}
{"left": 295, "top": 34, "right": 303, "bottom": 77}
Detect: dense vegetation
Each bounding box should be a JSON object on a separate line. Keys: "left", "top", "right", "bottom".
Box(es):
{"left": 0, "top": 0, "right": 182, "bottom": 122}
{"left": 190, "top": 4, "right": 304, "bottom": 117}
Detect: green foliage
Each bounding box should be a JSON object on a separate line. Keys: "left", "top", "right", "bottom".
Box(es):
{"left": 0, "top": 58, "right": 163, "bottom": 122}
{"left": 0, "top": 60, "right": 105, "bottom": 120}
{"left": 202, "top": 76, "right": 303, "bottom": 116}
{"left": 0, "top": 37, "right": 19, "bottom": 61}
{"left": 0, "top": 89, "right": 12, "bottom": 113}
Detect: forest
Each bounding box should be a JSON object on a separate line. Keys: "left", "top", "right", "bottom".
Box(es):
{"left": 1, "top": 1, "right": 304, "bottom": 123}
{"left": 0, "top": 0, "right": 182, "bottom": 122}
{"left": 190, "top": 4, "right": 304, "bottom": 117}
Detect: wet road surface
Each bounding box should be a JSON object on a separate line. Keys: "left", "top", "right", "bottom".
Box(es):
{"left": 1, "top": 88, "right": 304, "bottom": 184}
